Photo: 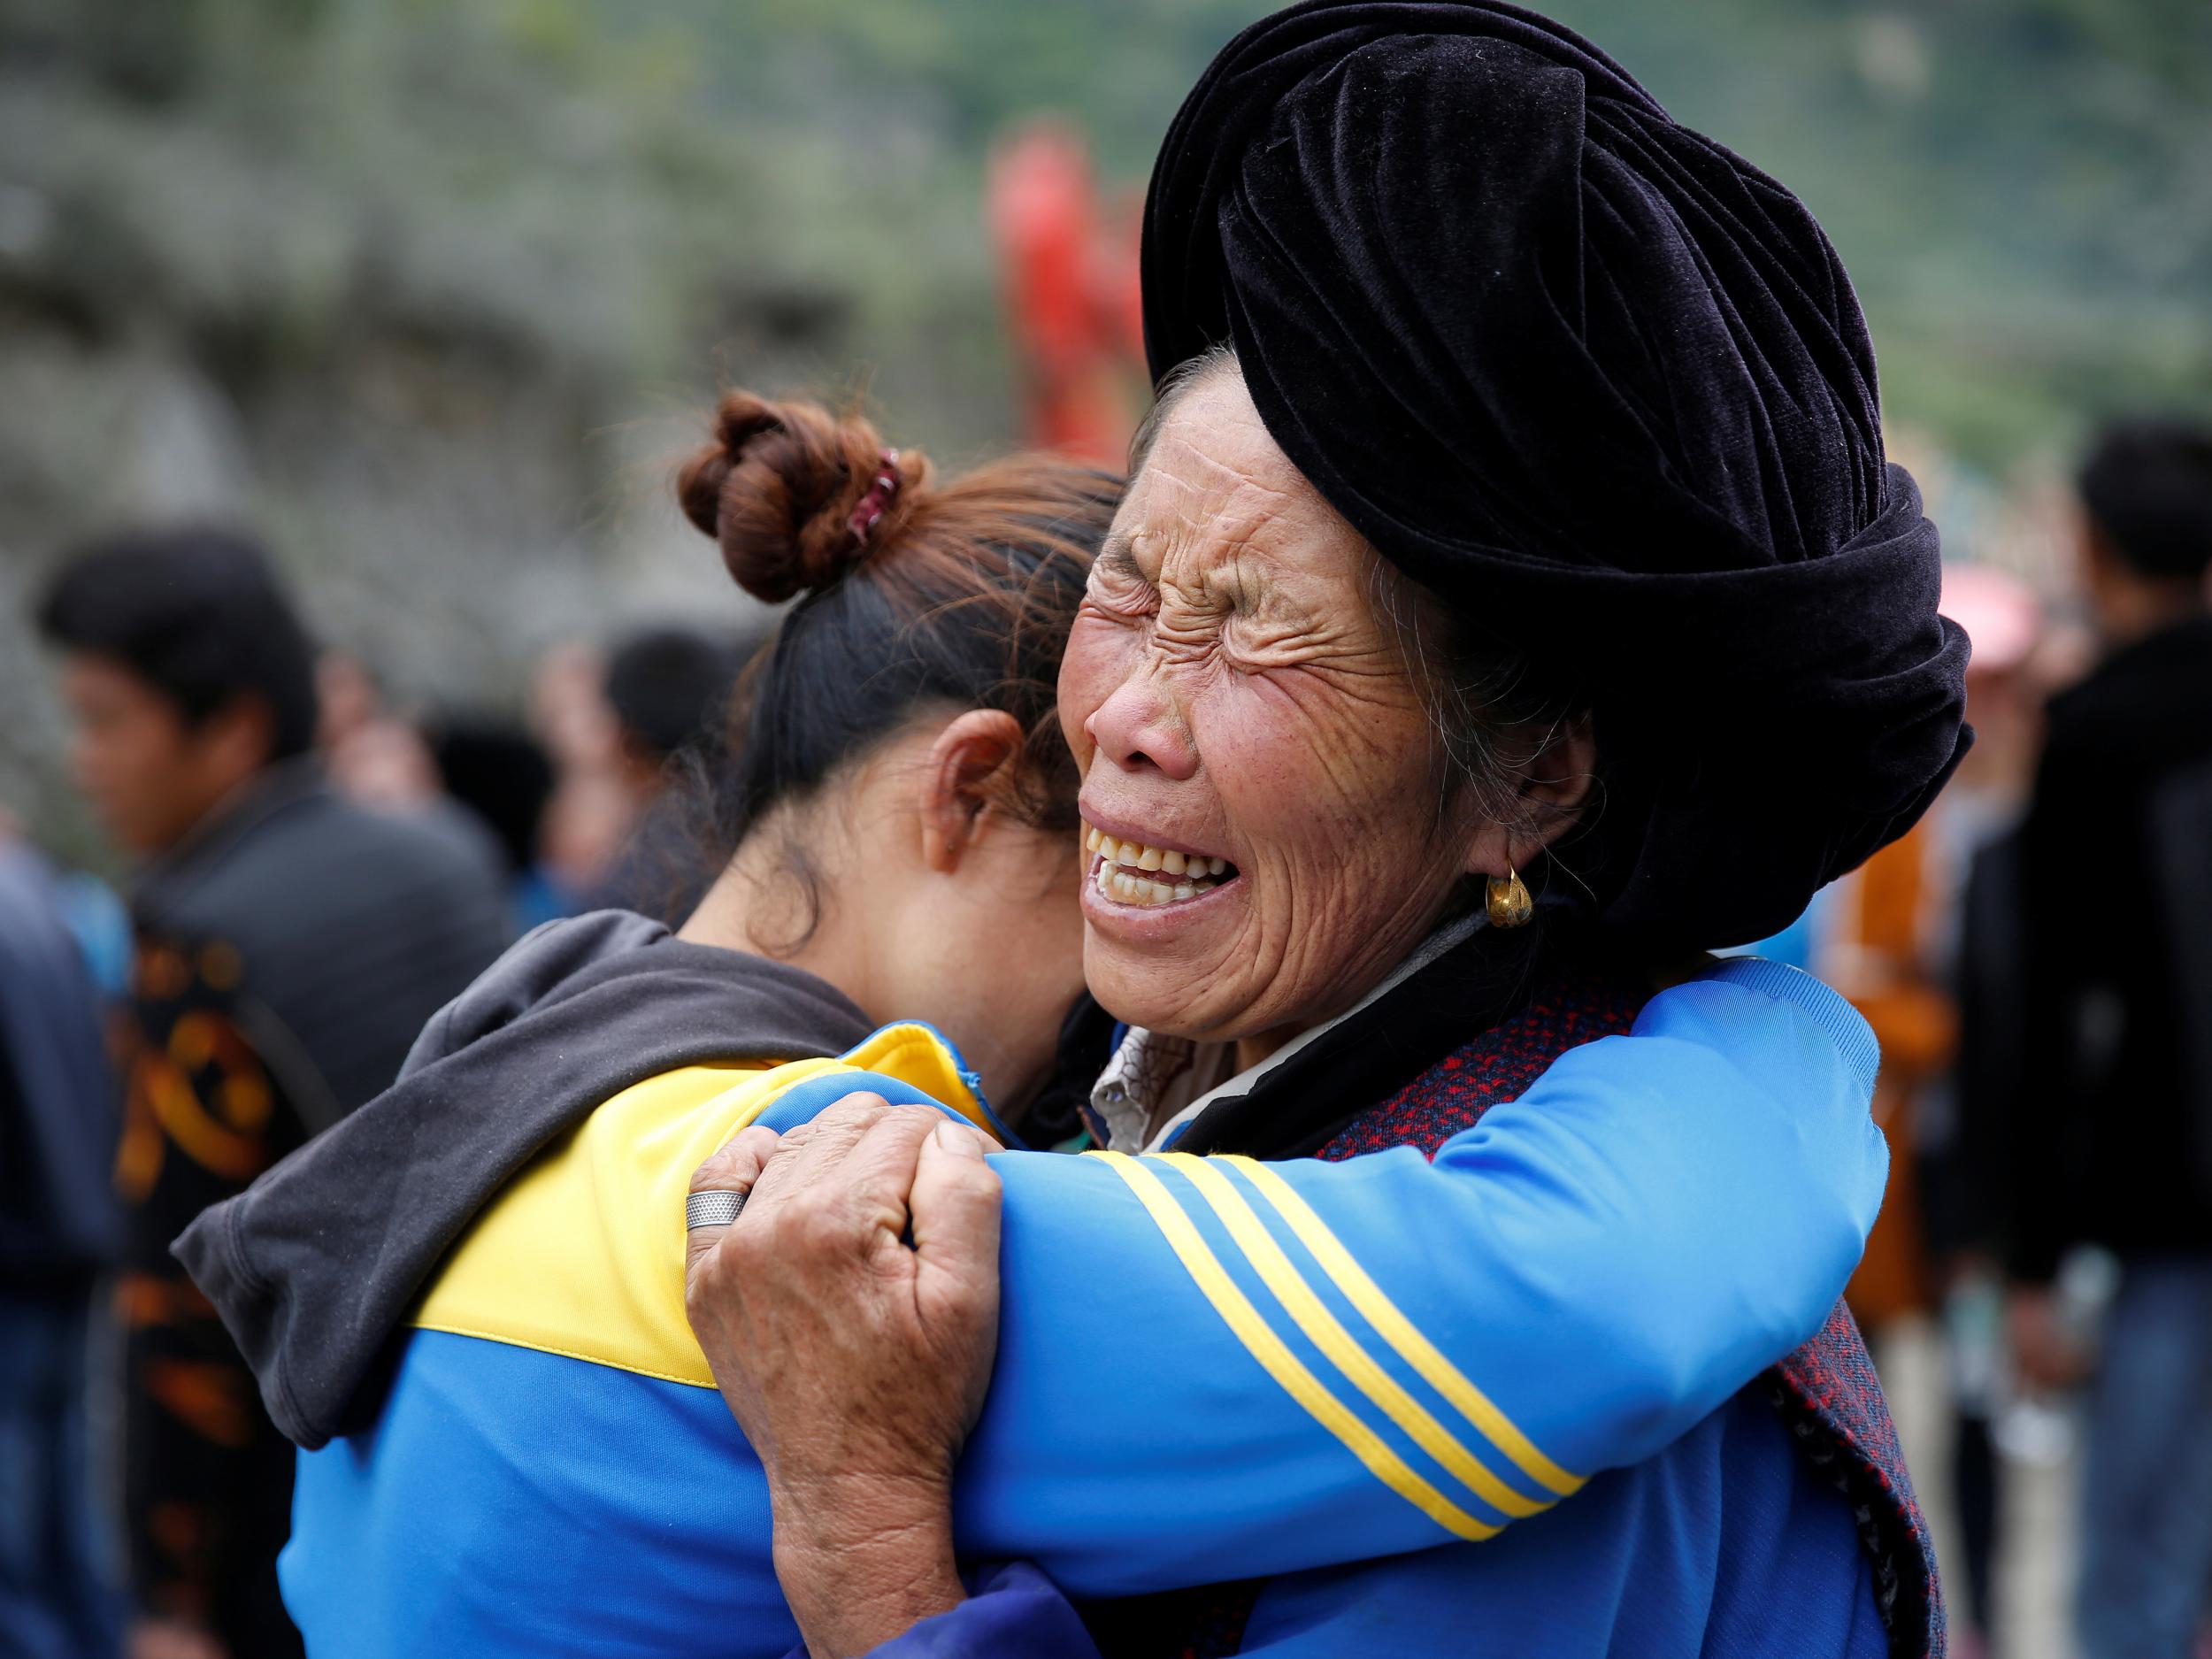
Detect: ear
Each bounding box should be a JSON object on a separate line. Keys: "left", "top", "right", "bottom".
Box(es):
{"left": 1460, "top": 712, "right": 1600, "bottom": 879}
{"left": 918, "top": 709, "right": 1028, "bottom": 875}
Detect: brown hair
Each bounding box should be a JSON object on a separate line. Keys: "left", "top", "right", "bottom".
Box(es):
{"left": 675, "top": 388, "right": 1120, "bottom": 907}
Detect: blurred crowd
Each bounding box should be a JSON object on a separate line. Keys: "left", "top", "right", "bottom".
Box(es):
{"left": 2, "top": 416, "right": 2209, "bottom": 1659}
{"left": 1770, "top": 419, "right": 2212, "bottom": 1659}
{"left": 3, "top": 530, "right": 757, "bottom": 1659}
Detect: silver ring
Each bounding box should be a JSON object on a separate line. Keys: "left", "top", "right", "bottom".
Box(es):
{"left": 687, "top": 1189, "right": 747, "bottom": 1231}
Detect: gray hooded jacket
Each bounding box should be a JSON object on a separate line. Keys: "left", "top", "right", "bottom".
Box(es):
{"left": 174, "top": 911, "right": 872, "bottom": 1449}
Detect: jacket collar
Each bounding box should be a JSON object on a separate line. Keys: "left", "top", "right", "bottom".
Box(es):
{"left": 1097, "top": 914, "right": 1567, "bottom": 1161}
{"left": 134, "top": 757, "right": 328, "bottom": 918}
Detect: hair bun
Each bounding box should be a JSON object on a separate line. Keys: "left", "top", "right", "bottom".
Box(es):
{"left": 676, "top": 391, "right": 925, "bottom": 604}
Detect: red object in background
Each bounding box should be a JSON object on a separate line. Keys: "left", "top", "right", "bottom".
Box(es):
{"left": 988, "top": 123, "right": 1146, "bottom": 469}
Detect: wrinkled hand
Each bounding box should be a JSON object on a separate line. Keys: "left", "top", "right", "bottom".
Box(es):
{"left": 684, "top": 1095, "right": 1004, "bottom": 1658}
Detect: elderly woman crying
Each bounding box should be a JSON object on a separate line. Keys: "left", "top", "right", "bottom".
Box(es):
{"left": 688, "top": 3, "right": 1968, "bottom": 1656}
{"left": 1065, "top": 351, "right": 1603, "bottom": 1145}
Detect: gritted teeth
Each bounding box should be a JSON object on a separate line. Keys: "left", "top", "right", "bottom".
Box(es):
{"left": 1080, "top": 820, "right": 1233, "bottom": 906}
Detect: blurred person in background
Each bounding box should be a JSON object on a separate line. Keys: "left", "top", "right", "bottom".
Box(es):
{"left": 520, "top": 625, "right": 750, "bottom": 924}
{"left": 589, "top": 625, "right": 744, "bottom": 919}
{"left": 423, "top": 717, "right": 562, "bottom": 932}
{"left": 34, "top": 526, "right": 511, "bottom": 1659}
{"left": 1823, "top": 571, "right": 2047, "bottom": 1365}
{"left": 527, "top": 640, "right": 640, "bottom": 911}
{"left": 1821, "top": 780, "right": 1956, "bottom": 1347}
{"left": 987, "top": 121, "right": 1147, "bottom": 466}
{"left": 313, "top": 653, "right": 442, "bottom": 814}
{"left": 1914, "top": 566, "right": 2048, "bottom": 1659}
{"left": 2003, "top": 419, "right": 2212, "bottom": 1659}
{"left": 0, "top": 822, "right": 127, "bottom": 1659}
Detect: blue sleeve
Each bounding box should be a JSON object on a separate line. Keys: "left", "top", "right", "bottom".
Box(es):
{"left": 760, "top": 959, "right": 1884, "bottom": 1599}
{"left": 780, "top": 1563, "right": 1100, "bottom": 1659}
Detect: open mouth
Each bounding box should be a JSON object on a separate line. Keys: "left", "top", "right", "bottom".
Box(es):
{"left": 1081, "top": 820, "right": 1239, "bottom": 908}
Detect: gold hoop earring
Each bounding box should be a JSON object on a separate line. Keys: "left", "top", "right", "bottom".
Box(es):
{"left": 1486, "top": 863, "right": 1533, "bottom": 929}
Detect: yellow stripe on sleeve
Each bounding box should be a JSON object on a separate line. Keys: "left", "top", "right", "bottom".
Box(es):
{"left": 1159, "top": 1154, "right": 1551, "bottom": 1521}
{"left": 1221, "top": 1154, "right": 1585, "bottom": 1498}
{"left": 1087, "top": 1151, "right": 1502, "bottom": 1544}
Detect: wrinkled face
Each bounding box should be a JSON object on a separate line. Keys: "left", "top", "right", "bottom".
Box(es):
{"left": 56, "top": 655, "right": 235, "bottom": 858}
{"left": 1058, "top": 369, "right": 1483, "bottom": 1052}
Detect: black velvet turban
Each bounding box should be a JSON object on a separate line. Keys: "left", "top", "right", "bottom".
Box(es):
{"left": 1142, "top": 0, "right": 1972, "bottom": 949}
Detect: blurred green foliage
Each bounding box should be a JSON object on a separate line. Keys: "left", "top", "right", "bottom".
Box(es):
{"left": 0, "top": 0, "right": 2207, "bottom": 844}
{"left": 4, "top": 0, "right": 2197, "bottom": 459}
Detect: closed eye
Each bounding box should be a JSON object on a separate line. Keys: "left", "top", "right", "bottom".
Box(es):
{"left": 1087, "top": 534, "right": 1158, "bottom": 618}
{"left": 1094, "top": 534, "right": 1146, "bottom": 587}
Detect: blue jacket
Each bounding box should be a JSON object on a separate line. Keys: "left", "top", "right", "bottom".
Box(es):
{"left": 847, "top": 1385, "right": 1887, "bottom": 1657}
{"left": 0, "top": 841, "right": 122, "bottom": 1284}
{"left": 277, "top": 956, "right": 1886, "bottom": 1655}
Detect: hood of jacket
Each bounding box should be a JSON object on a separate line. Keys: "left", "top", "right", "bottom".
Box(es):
{"left": 173, "top": 910, "right": 872, "bottom": 1449}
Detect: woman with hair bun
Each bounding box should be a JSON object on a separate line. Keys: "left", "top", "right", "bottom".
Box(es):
{"left": 184, "top": 384, "right": 1890, "bottom": 1657}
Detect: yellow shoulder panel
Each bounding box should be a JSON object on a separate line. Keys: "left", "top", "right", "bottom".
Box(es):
{"left": 411, "top": 1025, "right": 987, "bottom": 1387}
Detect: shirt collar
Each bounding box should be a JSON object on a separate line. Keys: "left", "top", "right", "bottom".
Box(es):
{"left": 1089, "top": 909, "right": 1487, "bottom": 1152}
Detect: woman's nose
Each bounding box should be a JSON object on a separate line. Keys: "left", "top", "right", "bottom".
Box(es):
{"left": 1084, "top": 672, "right": 1198, "bottom": 780}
